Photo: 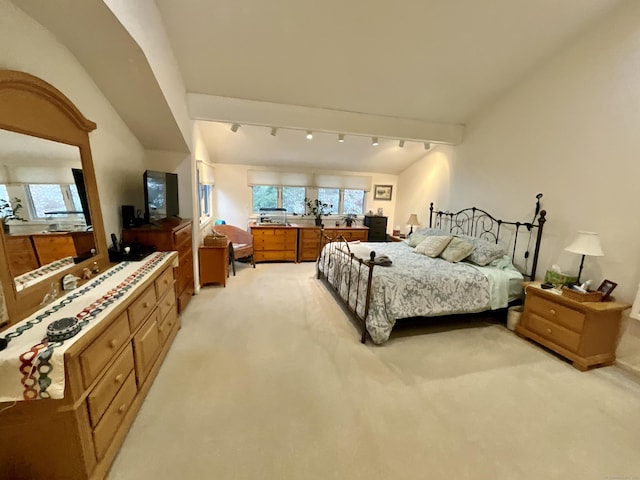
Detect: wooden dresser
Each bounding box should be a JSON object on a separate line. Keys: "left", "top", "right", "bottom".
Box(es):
{"left": 322, "top": 226, "right": 369, "bottom": 247}
{"left": 122, "top": 219, "right": 194, "bottom": 312}
{"left": 0, "top": 255, "right": 179, "bottom": 480}
{"left": 298, "top": 226, "right": 322, "bottom": 262}
{"left": 199, "top": 241, "right": 230, "bottom": 287}
{"left": 363, "top": 215, "right": 388, "bottom": 242}
{"left": 516, "top": 284, "right": 630, "bottom": 370}
{"left": 250, "top": 224, "right": 298, "bottom": 263}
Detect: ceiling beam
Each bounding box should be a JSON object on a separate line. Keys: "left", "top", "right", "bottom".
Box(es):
{"left": 188, "top": 93, "right": 464, "bottom": 145}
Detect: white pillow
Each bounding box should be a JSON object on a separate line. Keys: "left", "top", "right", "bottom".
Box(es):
{"left": 440, "top": 237, "right": 475, "bottom": 263}
{"left": 414, "top": 236, "right": 453, "bottom": 257}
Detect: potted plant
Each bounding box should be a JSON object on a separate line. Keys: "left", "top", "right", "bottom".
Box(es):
{"left": 305, "top": 198, "right": 333, "bottom": 227}
{"left": 0, "top": 197, "right": 27, "bottom": 233}
{"left": 342, "top": 213, "right": 358, "bottom": 227}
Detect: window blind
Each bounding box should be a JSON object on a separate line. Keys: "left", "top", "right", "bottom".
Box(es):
{"left": 314, "top": 173, "right": 372, "bottom": 191}
{"left": 197, "top": 160, "right": 215, "bottom": 185}
{"left": 247, "top": 169, "right": 314, "bottom": 187}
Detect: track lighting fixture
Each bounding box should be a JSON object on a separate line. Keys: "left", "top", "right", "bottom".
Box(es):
{"left": 372, "top": 137, "right": 379, "bottom": 146}
{"left": 230, "top": 123, "right": 240, "bottom": 133}
{"left": 270, "top": 127, "right": 278, "bottom": 136}
{"left": 306, "top": 131, "right": 313, "bottom": 140}
{"left": 424, "top": 142, "right": 431, "bottom": 150}
{"left": 398, "top": 140, "right": 405, "bottom": 148}
{"left": 338, "top": 134, "right": 345, "bottom": 143}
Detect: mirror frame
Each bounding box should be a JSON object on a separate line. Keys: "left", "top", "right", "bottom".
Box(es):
{"left": 0, "top": 69, "right": 109, "bottom": 326}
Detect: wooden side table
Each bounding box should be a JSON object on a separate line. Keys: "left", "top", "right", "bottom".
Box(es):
{"left": 199, "top": 241, "right": 229, "bottom": 287}
{"left": 516, "top": 283, "right": 630, "bottom": 370}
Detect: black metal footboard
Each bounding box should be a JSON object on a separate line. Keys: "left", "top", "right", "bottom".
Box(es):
{"left": 316, "top": 235, "right": 376, "bottom": 343}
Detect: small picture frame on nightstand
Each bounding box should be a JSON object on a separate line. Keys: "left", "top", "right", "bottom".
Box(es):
{"left": 597, "top": 279, "right": 617, "bottom": 301}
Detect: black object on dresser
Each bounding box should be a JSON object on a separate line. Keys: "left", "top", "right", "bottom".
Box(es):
{"left": 364, "top": 215, "right": 388, "bottom": 242}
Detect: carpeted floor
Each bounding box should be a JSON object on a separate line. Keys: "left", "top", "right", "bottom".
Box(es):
{"left": 108, "top": 262, "right": 640, "bottom": 480}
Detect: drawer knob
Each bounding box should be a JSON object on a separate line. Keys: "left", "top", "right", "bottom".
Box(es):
{"left": 164, "top": 279, "right": 169, "bottom": 284}
{"left": 109, "top": 339, "right": 118, "bottom": 349}
{"left": 546, "top": 328, "right": 552, "bottom": 334}
{"left": 166, "top": 301, "right": 171, "bottom": 307}
{"left": 143, "top": 302, "right": 150, "bottom": 308}
{"left": 549, "top": 309, "right": 556, "bottom": 316}
{"left": 118, "top": 404, "right": 126, "bottom": 414}
{"left": 114, "top": 373, "right": 124, "bottom": 383}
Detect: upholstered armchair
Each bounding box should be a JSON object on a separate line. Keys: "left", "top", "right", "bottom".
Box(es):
{"left": 212, "top": 224, "right": 255, "bottom": 274}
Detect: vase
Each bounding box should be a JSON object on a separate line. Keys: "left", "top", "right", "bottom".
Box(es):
{"left": 2, "top": 223, "right": 8, "bottom": 234}
{"left": 315, "top": 217, "right": 322, "bottom": 227}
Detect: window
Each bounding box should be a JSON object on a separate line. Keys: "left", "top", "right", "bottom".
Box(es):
{"left": 318, "top": 188, "right": 339, "bottom": 215}
{"left": 199, "top": 183, "right": 213, "bottom": 219}
{"left": 0, "top": 185, "right": 8, "bottom": 203}
{"left": 252, "top": 186, "right": 306, "bottom": 213}
{"left": 252, "top": 185, "right": 278, "bottom": 211}
{"left": 343, "top": 189, "right": 365, "bottom": 215}
{"left": 27, "top": 184, "right": 81, "bottom": 218}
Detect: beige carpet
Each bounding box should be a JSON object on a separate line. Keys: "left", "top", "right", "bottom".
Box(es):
{"left": 108, "top": 262, "right": 640, "bottom": 480}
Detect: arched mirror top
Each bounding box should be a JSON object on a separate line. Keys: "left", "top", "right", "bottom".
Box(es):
{"left": 0, "top": 69, "right": 109, "bottom": 327}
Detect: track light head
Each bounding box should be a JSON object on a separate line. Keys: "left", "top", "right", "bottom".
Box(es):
{"left": 306, "top": 131, "right": 313, "bottom": 140}
{"left": 230, "top": 123, "right": 240, "bottom": 133}
{"left": 398, "top": 140, "right": 405, "bottom": 148}
{"left": 372, "top": 137, "right": 379, "bottom": 146}
{"left": 338, "top": 134, "right": 345, "bottom": 143}
{"left": 424, "top": 142, "right": 431, "bottom": 150}
{"left": 270, "top": 127, "right": 278, "bottom": 136}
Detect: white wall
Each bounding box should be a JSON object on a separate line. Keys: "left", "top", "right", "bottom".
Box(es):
{"left": 0, "top": 0, "right": 146, "bottom": 242}
{"left": 396, "top": 0, "right": 640, "bottom": 368}
{"left": 213, "top": 163, "right": 398, "bottom": 231}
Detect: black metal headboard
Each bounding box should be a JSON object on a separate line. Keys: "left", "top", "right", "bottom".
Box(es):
{"left": 429, "top": 194, "right": 547, "bottom": 280}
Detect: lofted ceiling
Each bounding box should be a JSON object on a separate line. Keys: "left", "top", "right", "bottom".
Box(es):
{"left": 10, "top": 0, "right": 624, "bottom": 175}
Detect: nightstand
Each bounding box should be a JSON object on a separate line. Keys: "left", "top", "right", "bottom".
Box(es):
{"left": 516, "top": 283, "right": 630, "bottom": 370}
{"left": 199, "top": 242, "right": 230, "bottom": 287}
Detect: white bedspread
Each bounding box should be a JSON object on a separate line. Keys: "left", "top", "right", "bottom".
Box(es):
{"left": 319, "top": 242, "right": 523, "bottom": 344}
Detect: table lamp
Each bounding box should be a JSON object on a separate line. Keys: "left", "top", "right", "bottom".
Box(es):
{"left": 564, "top": 231, "right": 604, "bottom": 284}
{"left": 406, "top": 214, "right": 420, "bottom": 235}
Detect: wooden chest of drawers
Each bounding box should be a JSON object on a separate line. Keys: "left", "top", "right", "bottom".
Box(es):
{"left": 122, "top": 219, "right": 193, "bottom": 312}
{"left": 0, "top": 255, "right": 180, "bottom": 479}
{"left": 516, "top": 284, "right": 630, "bottom": 370}
{"left": 250, "top": 225, "right": 298, "bottom": 262}
{"left": 363, "top": 215, "right": 388, "bottom": 242}
{"left": 322, "top": 226, "right": 369, "bottom": 246}
{"left": 298, "top": 227, "right": 322, "bottom": 262}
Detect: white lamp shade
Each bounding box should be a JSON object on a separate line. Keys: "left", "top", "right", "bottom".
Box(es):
{"left": 631, "top": 284, "right": 640, "bottom": 321}
{"left": 406, "top": 214, "right": 419, "bottom": 226}
{"left": 564, "top": 231, "right": 604, "bottom": 257}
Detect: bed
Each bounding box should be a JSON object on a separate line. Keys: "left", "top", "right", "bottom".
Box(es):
{"left": 317, "top": 196, "right": 547, "bottom": 344}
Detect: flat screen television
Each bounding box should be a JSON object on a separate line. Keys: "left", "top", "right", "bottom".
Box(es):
{"left": 143, "top": 170, "right": 179, "bottom": 223}
{"left": 71, "top": 168, "right": 92, "bottom": 227}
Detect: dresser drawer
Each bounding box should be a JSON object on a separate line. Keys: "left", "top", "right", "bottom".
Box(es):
{"left": 255, "top": 250, "right": 297, "bottom": 262}
{"left": 128, "top": 284, "right": 157, "bottom": 332}
{"left": 155, "top": 266, "right": 174, "bottom": 299}
{"left": 527, "top": 294, "right": 585, "bottom": 332}
{"left": 87, "top": 344, "right": 135, "bottom": 427}
{"left": 133, "top": 312, "right": 161, "bottom": 385}
{"left": 173, "top": 224, "right": 192, "bottom": 249}
{"left": 80, "top": 312, "right": 131, "bottom": 388}
{"left": 158, "top": 305, "right": 178, "bottom": 345}
{"left": 92, "top": 372, "right": 137, "bottom": 460}
{"left": 527, "top": 313, "right": 581, "bottom": 352}
{"left": 158, "top": 287, "right": 177, "bottom": 320}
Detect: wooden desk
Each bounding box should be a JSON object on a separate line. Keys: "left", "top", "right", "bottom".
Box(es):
{"left": 199, "top": 241, "right": 230, "bottom": 287}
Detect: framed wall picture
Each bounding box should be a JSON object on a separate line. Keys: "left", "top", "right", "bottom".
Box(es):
{"left": 374, "top": 185, "right": 393, "bottom": 201}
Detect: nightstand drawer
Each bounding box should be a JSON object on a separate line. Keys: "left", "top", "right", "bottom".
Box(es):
{"left": 527, "top": 313, "right": 581, "bottom": 352}
{"left": 527, "top": 294, "right": 585, "bottom": 332}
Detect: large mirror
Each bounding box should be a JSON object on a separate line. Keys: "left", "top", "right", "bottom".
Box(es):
{"left": 0, "top": 70, "right": 108, "bottom": 327}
